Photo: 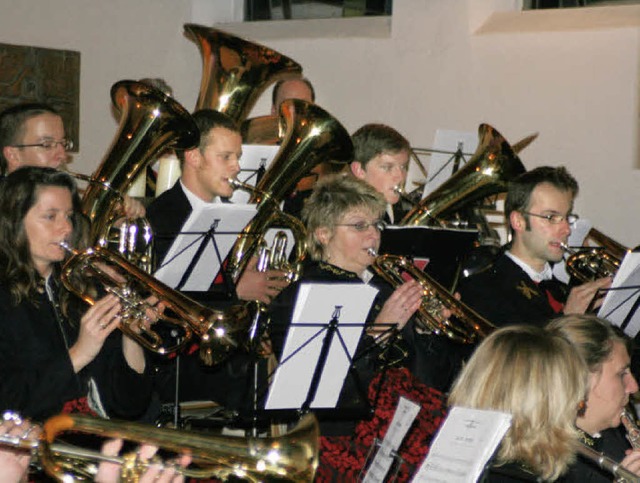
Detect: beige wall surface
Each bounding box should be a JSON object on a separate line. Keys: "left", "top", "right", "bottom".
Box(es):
{"left": 1, "top": 0, "right": 639, "bottom": 246}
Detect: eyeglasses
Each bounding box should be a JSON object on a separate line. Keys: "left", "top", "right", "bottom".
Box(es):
{"left": 521, "top": 211, "right": 579, "bottom": 225}
{"left": 12, "top": 139, "right": 74, "bottom": 151}
{"left": 335, "top": 219, "right": 387, "bottom": 232}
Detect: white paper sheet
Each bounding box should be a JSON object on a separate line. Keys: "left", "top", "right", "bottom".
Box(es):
{"left": 265, "top": 283, "right": 378, "bottom": 410}
{"left": 599, "top": 251, "right": 640, "bottom": 337}
{"left": 412, "top": 406, "right": 511, "bottom": 483}
{"left": 227, "top": 144, "right": 280, "bottom": 203}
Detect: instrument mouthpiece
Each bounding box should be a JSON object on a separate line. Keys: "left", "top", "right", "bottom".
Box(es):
{"left": 367, "top": 248, "right": 378, "bottom": 257}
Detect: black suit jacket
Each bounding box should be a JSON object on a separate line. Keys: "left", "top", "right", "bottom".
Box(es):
{"left": 458, "top": 252, "right": 569, "bottom": 328}
{"left": 146, "top": 181, "right": 193, "bottom": 268}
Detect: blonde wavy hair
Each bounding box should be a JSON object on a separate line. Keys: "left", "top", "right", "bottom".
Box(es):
{"left": 448, "top": 325, "right": 588, "bottom": 480}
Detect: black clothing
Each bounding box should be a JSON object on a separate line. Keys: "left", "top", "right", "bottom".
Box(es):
{"left": 146, "top": 180, "right": 193, "bottom": 268}
{"left": 0, "top": 281, "right": 152, "bottom": 421}
{"left": 458, "top": 252, "right": 568, "bottom": 328}
{"left": 480, "top": 462, "right": 544, "bottom": 482}
{"left": 561, "top": 427, "right": 631, "bottom": 483}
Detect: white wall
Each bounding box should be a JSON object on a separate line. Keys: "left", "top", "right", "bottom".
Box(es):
{"left": 1, "top": 0, "right": 639, "bottom": 245}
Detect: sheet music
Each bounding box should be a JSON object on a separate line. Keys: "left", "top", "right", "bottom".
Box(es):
{"left": 422, "top": 129, "right": 478, "bottom": 199}
{"left": 553, "top": 218, "right": 593, "bottom": 284}
{"left": 265, "top": 283, "right": 378, "bottom": 410}
{"left": 411, "top": 406, "right": 511, "bottom": 483}
{"left": 598, "top": 251, "right": 640, "bottom": 337}
{"left": 227, "top": 144, "right": 280, "bottom": 203}
{"left": 362, "top": 396, "right": 421, "bottom": 483}
{"left": 153, "top": 204, "right": 257, "bottom": 290}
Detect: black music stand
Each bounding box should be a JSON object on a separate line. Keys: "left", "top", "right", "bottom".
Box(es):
{"left": 380, "top": 225, "right": 478, "bottom": 290}
{"left": 598, "top": 252, "right": 640, "bottom": 337}
{"left": 245, "top": 283, "right": 395, "bottom": 429}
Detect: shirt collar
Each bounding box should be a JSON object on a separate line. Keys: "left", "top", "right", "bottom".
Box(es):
{"left": 506, "top": 251, "right": 553, "bottom": 282}
{"left": 180, "top": 179, "right": 220, "bottom": 210}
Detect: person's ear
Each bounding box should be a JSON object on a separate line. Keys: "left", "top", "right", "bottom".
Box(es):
{"left": 315, "top": 226, "right": 331, "bottom": 246}
{"left": 351, "top": 161, "right": 365, "bottom": 179}
{"left": 510, "top": 210, "right": 525, "bottom": 233}
{"left": 3, "top": 146, "right": 20, "bottom": 172}
{"left": 183, "top": 148, "right": 200, "bottom": 168}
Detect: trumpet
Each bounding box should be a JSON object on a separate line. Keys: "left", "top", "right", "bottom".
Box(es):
{"left": 1, "top": 412, "right": 319, "bottom": 482}
{"left": 621, "top": 408, "right": 640, "bottom": 450}
{"left": 369, "top": 253, "right": 495, "bottom": 343}
{"left": 60, "top": 243, "right": 253, "bottom": 365}
{"left": 561, "top": 242, "right": 621, "bottom": 284}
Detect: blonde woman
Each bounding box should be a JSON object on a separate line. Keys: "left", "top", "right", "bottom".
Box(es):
{"left": 448, "top": 325, "right": 588, "bottom": 482}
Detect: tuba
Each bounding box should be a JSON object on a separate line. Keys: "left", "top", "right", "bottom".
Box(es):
{"left": 226, "top": 98, "right": 354, "bottom": 282}
{"left": 60, "top": 244, "right": 253, "bottom": 365}
{"left": 81, "top": 80, "right": 199, "bottom": 262}
{"left": 563, "top": 228, "right": 628, "bottom": 283}
{"left": 370, "top": 254, "right": 495, "bottom": 343}
{"left": 2, "top": 412, "right": 319, "bottom": 482}
{"left": 401, "top": 123, "right": 526, "bottom": 226}
{"left": 184, "top": 23, "right": 302, "bottom": 122}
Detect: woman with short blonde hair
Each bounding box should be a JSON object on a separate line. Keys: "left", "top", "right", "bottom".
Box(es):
{"left": 449, "top": 325, "right": 588, "bottom": 481}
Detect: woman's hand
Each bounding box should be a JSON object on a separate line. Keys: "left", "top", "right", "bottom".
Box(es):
{"left": 373, "top": 279, "right": 423, "bottom": 332}
{"left": 69, "top": 294, "right": 121, "bottom": 373}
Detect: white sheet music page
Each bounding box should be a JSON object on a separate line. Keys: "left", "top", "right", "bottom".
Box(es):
{"left": 411, "top": 406, "right": 512, "bottom": 483}
{"left": 362, "top": 396, "right": 421, "bottom": 483}
{"left": 598, "top": 251, "right": 640, "bottom": 337}
{"left": 227, "top": 144, "right": 280, "bottom": 203}
{"left": 153, "top": 204, "right": 257, "bottom": 290}
{"left": 265, "top": 283, "right": 378, "bottom": 410}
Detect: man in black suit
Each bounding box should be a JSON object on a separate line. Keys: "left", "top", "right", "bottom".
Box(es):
{"left": 459, "top": 166, "right": 611, "bottom": 327}
{"left": 146, "top": 110, "right": 288, "bottom": 416}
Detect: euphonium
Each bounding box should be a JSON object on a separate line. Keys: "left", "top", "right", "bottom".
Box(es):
{"left": 2, "top": 412, "right": 319, "bottom": 482}
{"left": 401, "top": 124, "right": 526, "bottom": 226}
{"left": 60, "top": 244, "right": 253, "bottom": 365}
{"left": 81, "top": 80, "right": 199, "bottom": 258}
{"left": 563, "top": 228, "right": 628, "bottom": 283}
{"left": 370, "top": 254, "right": 496, "bottom": 343}
{"left": 225, "top": 98, "right": 353, "bottom": 282}
{"left": 184, "top": 23, "right": 302, "bottom": 122}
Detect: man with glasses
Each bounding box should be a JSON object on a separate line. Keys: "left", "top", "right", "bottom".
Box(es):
{"left": 458, "top": 165, "right": 612, "bottom": 327}
{"left": 0, "top": 102, "right": 145, "bottom": 218}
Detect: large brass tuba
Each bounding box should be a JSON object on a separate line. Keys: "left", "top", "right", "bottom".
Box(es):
{"left": 400, "top": 123, "right": 526, "bottom": 226}
{"left": 184, "top": 23, "right": 302, "bottom": 121}
{"left": 60, "top": 244, "right": 253, "bottom": 365}
{"left": 3, "top": 412, "right": 319, "bottom": 482}
{"left": 226, "top": 98, "right": 354, "bottom": 282}
{"left": 82, "top": 80, "right": 199, "bottom": 253}
{"left": 370, "top": 254, "right": 496, "bottom": 343}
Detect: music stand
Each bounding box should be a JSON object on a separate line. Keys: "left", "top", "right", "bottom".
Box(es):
{"left": 598, "top": 252, "right": 640, "bottom": 337}
{"left": 253, "top": 283, "right": 393, "bottom": 427}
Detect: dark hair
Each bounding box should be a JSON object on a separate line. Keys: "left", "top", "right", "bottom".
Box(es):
{"left": 0, "top": 103, "right": 60, "bottom": 175}
{"left": 271, "top": 78, "right": 316, "bottom": 108}
{"left": 0, "top": 166, "right": 85, "bottom": 305}
{"left": 504, "top": 166, "right": 579, "bottom": 237}
{"left": 351, "top": 123, "right": 411, "bottom": 168}
{"left": 176, "top": 109, "right": 239, "bottom": 164}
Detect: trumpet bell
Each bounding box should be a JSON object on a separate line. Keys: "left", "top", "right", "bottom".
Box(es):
{"left": 39, "top": 412, "right": 320, "bottom": 482}
{"left": 184, "top": 23, "right": 303, "bottom": 122}
{"left": 401, "top": 123, "right": 526, "bottom": 226}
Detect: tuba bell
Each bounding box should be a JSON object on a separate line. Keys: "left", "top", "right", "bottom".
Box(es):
{"left": 401, "top": 123, "right": 526, "bottom": 226}
{"left": 370, "top": 254, "right": 496, "bottom": 343}
{"left": 60, "top": 244, "right": 253, "bottom": 365}
{"left": 2, "top": 412, "right": 319, "bottom": 482}
{"left": 225, "top": 98, "right": 354, "bottom": 282}
{"left": 81, "top": 80, "right": 199, "bottom": 262}
{"left": 184, "top": 23, "right": 302, "bottom": 122}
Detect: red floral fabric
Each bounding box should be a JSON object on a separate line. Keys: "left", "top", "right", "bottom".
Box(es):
{"left": 60, "top": 396, "right": 98, "bottom": 416}
{"left": 316, "top": 367, "right": 447, "bottom": 482}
